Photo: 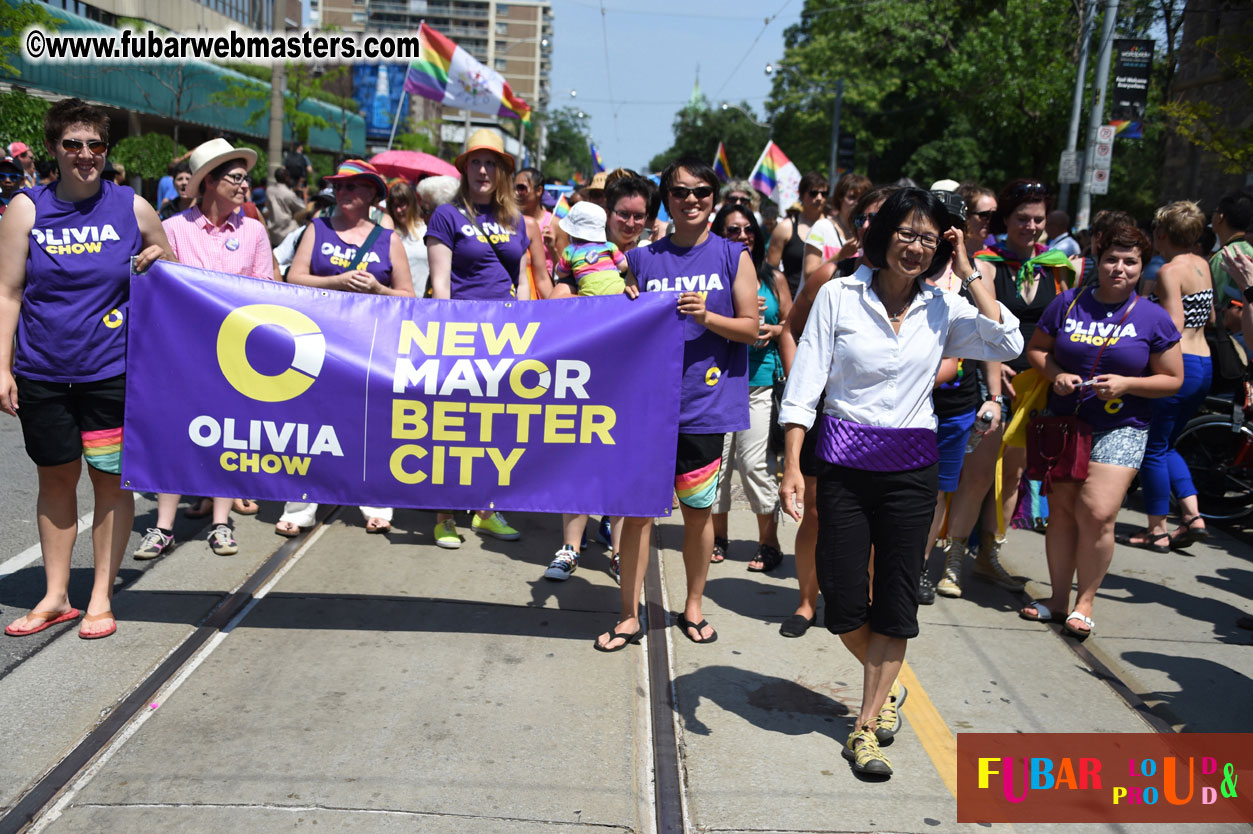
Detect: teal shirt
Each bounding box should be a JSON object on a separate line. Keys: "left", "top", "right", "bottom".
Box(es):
{"left": 749, "top": 274, "right": 782, "bottom": 386}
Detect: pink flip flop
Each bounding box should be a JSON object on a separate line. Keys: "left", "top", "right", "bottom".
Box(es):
{"left": 5, "top": 608, "right": 80, "bottom": 637}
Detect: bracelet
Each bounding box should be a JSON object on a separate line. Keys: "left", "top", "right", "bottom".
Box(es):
{"left": 988, "top": 394, "right": 1007, "bottom": 405}
{"left": 961, "top": 271, "right": 981, "bottom": 291}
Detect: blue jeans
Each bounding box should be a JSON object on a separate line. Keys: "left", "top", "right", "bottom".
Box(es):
{"left": 1139, "top": 353, "right": 1212, "bottom": 515}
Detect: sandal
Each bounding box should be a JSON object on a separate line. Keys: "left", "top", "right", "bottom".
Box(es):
{"left": 232, "top": 498, "right": 259, "bottom": 515}
{"left": 1171, "top": 514, "right": 1210, "bottom": 549}
{"left": 1114, "top": 528, "right": 1170, "bottom": 553}
{"left": 747, "top": 543, "right": 784, "bottom": 573}
{"left": 79, "top": 610, "right": 116, "bottom": 640}
{"left": 274, "top": 521, "right": 302, "bottom": 538}
{"left": 1019, "top": 600, "right": 1063, "bottom": 623}
{"left": 1063, "top": 610, "right": 1094, "bottom": 640}
{"left": 676, "top": 614, "right": 718, "bottom": 644}
{"left": 365, "top": 517, "right": 391, "bottom": 534}
{"left": 710, "top": 536, "right": 727, "bottom": 564}
{"left": 593, "top": 623, "right": 643, "bottom": 652}
{"left": 183, "top": 497, "right": 213, "bottom": 519}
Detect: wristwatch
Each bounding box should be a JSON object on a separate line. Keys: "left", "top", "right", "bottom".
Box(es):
{"left": 961, "top": 271, "right": 981, "bottom": 291}
{"left": 1244, "top": 285, "right": 1253, "bottom": 304}
{"left": 988, "top": 394, "right": 1007, "bottom": 406}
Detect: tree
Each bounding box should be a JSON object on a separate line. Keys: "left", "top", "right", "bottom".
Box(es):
{"left": 648, "top": 99, "right": 770, "bottom": 179}
{"left": 110, "top": 134, "right": 184, "bottom": 180}
{"left": 211, "top": 63, "right": 351, "bottom": 150}
{"left": 0, "top": 0, "right": 60, "bottom": 78}
{"left": 541, "top": 106, "right": 593, "bottom": 182}
{"left": 0, "top": 89, "right": 50, "bottom": 154}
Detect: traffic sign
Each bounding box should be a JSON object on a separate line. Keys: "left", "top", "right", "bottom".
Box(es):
{"left": 1090, "top": 168, "right": 1110, "bottom": 195}
{"left": 1058, "top": 150, "right": 1080, "bottom": 184}
{"left": 1093, "top": 141, "right": 1113, "bottom": 171}
{"left": 1097, "top": 125, "right": 1116, "bottom": 143}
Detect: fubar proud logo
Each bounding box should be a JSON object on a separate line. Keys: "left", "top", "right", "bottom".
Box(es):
{"left": 216, "top": 304, "right": 326, "bottom": 402}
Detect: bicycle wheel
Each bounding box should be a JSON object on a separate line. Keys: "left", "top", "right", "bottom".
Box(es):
{"left": 1174, "top": 415, "right": 1253, "bottom": 521}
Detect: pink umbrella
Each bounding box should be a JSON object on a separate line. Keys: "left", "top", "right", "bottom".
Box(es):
{"left": 369, "top": 150, "right": 460, "bottom": 181}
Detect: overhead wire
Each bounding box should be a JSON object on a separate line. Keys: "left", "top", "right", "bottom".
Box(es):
{"left": 710, "top": 0, "right": 792, "bottom": 101}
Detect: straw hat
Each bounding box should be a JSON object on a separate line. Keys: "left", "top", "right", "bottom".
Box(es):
{"left": 187, "top": 138, "right": 257, "bottom": 197}
{"left": 325, "top": 159, "right": 387, "bottom": 198}
{"left": 589, "top": 171, "right": 608, "bottom": 192}
{"left": 454, "top": 129, "right": 515, "bottom": 174}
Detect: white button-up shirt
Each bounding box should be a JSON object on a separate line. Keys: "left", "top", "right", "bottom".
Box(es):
{"left": 779, "top": 265, "right": 1024, "bottom": 431}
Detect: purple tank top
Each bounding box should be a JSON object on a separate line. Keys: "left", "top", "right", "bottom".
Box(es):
{"left": 626, "top": 233, "right": 749, "bottom": 434}
{"left": 308, "top": 218, "right": 393, "bottom": 286}
{"left": 15, "top": 181, "right": 142, "bottom": 382}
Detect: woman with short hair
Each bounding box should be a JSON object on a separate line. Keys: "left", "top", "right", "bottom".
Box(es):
{"left": 594, "top": 157, "right": 759, "bottom": 652}
{"left": 1021, "top": 224, "right": 1183, "bottom": 637}
{"left": 779, "top": 188, "right": 1022, "bottom": 775}
{"left": 1, "top": 98, "right": 173, "bottom": 640}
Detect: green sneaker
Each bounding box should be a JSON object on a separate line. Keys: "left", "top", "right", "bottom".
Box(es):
{"left": 471, "top": 512, "right": 520, "bottom": 541}
{"left": 433, "top": 519, "right": 462, "bottom": 549}
{"left": 842, "top": 724, "right": 892, "bottom": 775}
{"left": 875, "top": 680, "right": 908, "bottom": 742}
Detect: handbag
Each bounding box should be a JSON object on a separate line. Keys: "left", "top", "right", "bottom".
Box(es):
{"left": 1025, "top": 289, "right": 1136, "bottom": 494}
{"left": 1206, "top": 323, "right": 1248, "bottom": 393}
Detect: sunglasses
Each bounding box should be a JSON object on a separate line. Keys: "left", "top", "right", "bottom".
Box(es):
{"left": 855, "top": 211, "right": 877, "bottom": 227}
{"left": 807, "top": 189, "right": 826, "bottom": 198}
{"left": 60, "top": 138, "right": 108, "bottom": 155}
{"left": 613, "top": 209, "right": 646, "bottom": 222}
{"left": 723, "top": 194, "right": 750, "bottom": 205}
{"left": 514, "top": 183, "right": 529, "bottom": 192}
{"left": 0, "top": 173, "right": 21, "bottom": 183}
{"left": 1010, "top": 182, "right": 1049, "bottom": 199}
{"left": 670, "top": 185, "right": 714, "bottom": 201}
{"left": 971, "top": 209, "right": 996, "bottom": 220}
{"left": 722, "top": 224, "right": 753, "bottom": 237}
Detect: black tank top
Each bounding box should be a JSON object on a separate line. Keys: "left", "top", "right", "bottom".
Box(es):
{"left": 991, "top": 259, "right": 1061, "bottom": 372}
{"left": 781, "top": 218, "right": 806, "bottom": 299}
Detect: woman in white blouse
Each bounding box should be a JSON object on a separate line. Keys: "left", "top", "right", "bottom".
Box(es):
{"left": 778, "top": 188, "right": 1023, "bottom": 777}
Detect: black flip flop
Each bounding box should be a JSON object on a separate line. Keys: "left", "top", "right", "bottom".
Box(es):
{"left": 593, "top": 626, "right": 643, "bottom": 652}
{"left": 676, "top": 615, "right": 718, "bottom": 644}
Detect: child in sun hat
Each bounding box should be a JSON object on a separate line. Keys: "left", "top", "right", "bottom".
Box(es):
{"left": 551, "top": 201, "right": 629, "bottom": 297}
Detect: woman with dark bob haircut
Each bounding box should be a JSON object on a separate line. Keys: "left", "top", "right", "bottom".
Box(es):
{"left": 778, "top": 188, "right": 1023, "bottom": 776}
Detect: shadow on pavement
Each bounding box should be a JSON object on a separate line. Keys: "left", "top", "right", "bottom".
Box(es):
{"left": 1119, "top": 650, "right": 1253, "bottom": 732}
{"left": 1097, "top": 571, "right": 1251, "bottom": 644}
{"left": 671, "top": 663, "right": 852, "bottom": 739}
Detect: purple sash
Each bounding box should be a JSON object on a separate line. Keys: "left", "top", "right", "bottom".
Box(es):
{"left": 816, "top": 415, "right": 939, "bottom": 472}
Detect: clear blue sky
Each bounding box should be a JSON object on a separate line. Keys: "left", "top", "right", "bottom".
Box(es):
{"left": 548, "top": 0, "right": 803, "bottom": 173}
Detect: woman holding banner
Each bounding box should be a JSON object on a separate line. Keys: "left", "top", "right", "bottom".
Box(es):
{"left": 423, "top": 129, "right": 548, "bottom": 550}
{"left": 1, "top": 98, "right": 173, "bottom": 640}
{"left": 594, "top": 157, "right": 760, "bottom": 651}
{"left": 778, "top": 189, "right": 1022, "bottom": 775}
{"left": 133, "top": 139, "right": 277, "bottom": 561}
{"left": 280, "top": 159, "right": 414, "bottom": 537}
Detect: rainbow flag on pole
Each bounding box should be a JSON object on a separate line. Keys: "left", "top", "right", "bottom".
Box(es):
{"left": 405, "top": 23, "right": 531, "bottom": 123}
{"left": 552, "top": 194, "right": 571, "bottom": 220}
{"left": 590, "top": 142, "right": 606, "bottom": 173}
{"left": 713, "top": 142, "right": 731, "bottom": 182}
{"left": 748, "top": 140, "right": 802, "bottom": 208}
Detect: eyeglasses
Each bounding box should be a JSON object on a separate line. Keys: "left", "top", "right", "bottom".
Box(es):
{"left": 807, "top": 189, "right": 826, "bottom": 199}
{"left": 670, "top": 185, "right": 714, "bottom": 201}
{"left": 220, "top": 172, "right": 248, "bottom": 186}
{"left": 971, "top": 209, "right": 996, "bottom": 220}
{"left": 855, "top": 211, "right": 877, "bottom": 227}
{"left": 514, "top": 183, "right": 529, "bottom": 192}
{"left": 722, "top": 224, "right": 753, "bottom": 238}
{"left": 1009, "top": 182, "right": 1048, "bottom": 200}
{"left": 724, "top": 194, "right": 750, "bottom": 205}
{"left": 613, "top": 209, "right": 646, "bottom": 222}
{"left": 60, "top": 138, "right": 107, "bottom": 155}
{"left": 895, "top": 227, "right": 940, "bottom": 249}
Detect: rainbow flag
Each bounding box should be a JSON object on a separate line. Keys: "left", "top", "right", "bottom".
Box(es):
{"left": 571, "top": 171, "right": 586, "bottom": 186}
{"left": 590, "top": 142, "right": 606, "bottom": 173}
{"left": 748, "top": 140, "right": 802, "bottom": 208}
{"left": 552, "top": 194, "right": 571, "bottom": 220}
{"left": 405, "top": 23, "right": 531, "bottom": 123}
{"left": 713, "top": 142, "right": 731, "bottom": 182}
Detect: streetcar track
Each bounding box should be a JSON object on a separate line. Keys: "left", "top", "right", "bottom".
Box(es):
{"left": 0, "top": 506, "right": 342, "bottom": 834}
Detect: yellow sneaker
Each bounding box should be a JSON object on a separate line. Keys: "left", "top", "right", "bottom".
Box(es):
{"left": 471, "top": 512, "right": 520, "bottom": 541}
{"left": 433, "top": 519, "right": 462, "bottom": 549}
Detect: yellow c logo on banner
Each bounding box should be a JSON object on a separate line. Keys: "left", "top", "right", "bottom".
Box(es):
{"left": 216, "top": 305, "right": 325, "bottom": 402}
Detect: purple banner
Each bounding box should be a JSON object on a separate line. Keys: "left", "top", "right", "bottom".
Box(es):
{"left": 122, "top": 261, "right": 684, "bottom": 516}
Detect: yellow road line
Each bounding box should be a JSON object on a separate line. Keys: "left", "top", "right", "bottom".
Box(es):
{"left": 899, "top": 659, "right": 958, "bottom": 797}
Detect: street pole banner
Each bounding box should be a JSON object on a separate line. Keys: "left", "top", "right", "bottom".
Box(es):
{"left": 122, "top": 262, "right": 684, "bottom": 516}
{"left": 1111, "top": 39, "right": 1154, "bottom": 139}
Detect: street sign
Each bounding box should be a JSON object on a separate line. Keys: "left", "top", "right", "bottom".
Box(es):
{"left": 1096, "top": 125, "right": 1116, "bottom": 143}
{"left": 1058, "top": 150, "right": 1080, "bottom": 184}
{"left": 1090, "top": 168, "right": 1110, "bottom": 195}
{"left": 1093, "top": 141, "right": 1113, "bottom": 171}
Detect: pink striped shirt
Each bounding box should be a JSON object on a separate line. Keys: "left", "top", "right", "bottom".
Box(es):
{"left": 161, "top": 206, "right": 274, "bottom": 280}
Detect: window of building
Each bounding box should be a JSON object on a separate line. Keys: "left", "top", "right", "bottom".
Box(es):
{"left": 496, "top": 3, "right": 509, "bottom": 14}
{"left": 494, "top": 58, "right": 507, "bottom": 70}
{"left": 495, "top": 21, "right": 507, "bottom": 34}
